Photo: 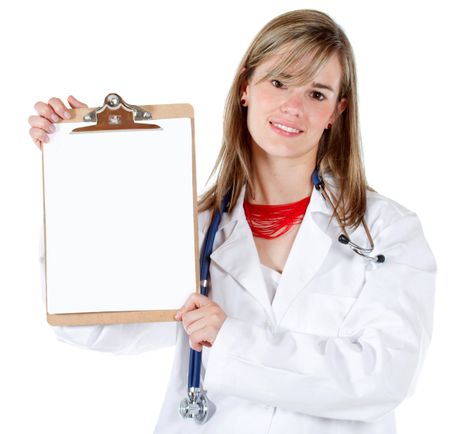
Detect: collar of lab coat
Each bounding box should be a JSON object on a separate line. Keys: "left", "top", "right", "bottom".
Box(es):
{"left": 209, "top": 175, "right": 338, "bottom": 324}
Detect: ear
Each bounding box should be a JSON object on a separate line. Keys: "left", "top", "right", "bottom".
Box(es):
{"left": 337, "top": 97, "right": 348, "bottom": 115}
{"left": 239, "top": 67, "right": 249, "bottom": 99}
{"left": 329, "top": 97, "right": 348, "bottom": 123}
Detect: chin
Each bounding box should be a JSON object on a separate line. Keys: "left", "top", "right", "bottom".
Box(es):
{"left": 264, "top": 144, "right": 310, "bottom": 160}
{"left": 251, "top": 137, "right": 315, "bottom": 160}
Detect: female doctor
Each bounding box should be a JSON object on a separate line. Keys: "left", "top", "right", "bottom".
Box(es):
{"left": 29, "top": 9, "right": 436, "bottom": 434}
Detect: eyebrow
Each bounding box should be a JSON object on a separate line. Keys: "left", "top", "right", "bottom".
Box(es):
{"left": 312, "top": 82, "right": 335, "bottom": 94}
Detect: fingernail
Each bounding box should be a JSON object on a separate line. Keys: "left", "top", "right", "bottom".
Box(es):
{"left": 174, "top": 311, "right": 180, "bottom": 320}
{"left": 51, "top": 114, "right": 59, "bottom": 122}
{"left": 49, "top": 125, "right": 55, "bottom": 133}
{"left": 64, "top": 111, "right": 71, "bottom": 119}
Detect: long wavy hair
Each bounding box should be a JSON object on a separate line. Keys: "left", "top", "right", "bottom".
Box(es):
{"left": 198, "top": 9, "right": 369, "bottom": 230}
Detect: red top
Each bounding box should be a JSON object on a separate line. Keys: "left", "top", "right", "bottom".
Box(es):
{"left": 243, "top": 195, "right": 311, "bottom": 239}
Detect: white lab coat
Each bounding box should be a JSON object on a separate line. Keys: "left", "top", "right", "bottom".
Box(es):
{"left": 41, "top": 179, "right": 436, "bottom": 434}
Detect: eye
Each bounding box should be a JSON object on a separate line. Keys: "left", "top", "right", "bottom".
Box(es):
{"left": 271, "top": 79, "right": 286, "bottom": 89}
{"left": 311, "top": 91, "right": 326, "bottom": 101}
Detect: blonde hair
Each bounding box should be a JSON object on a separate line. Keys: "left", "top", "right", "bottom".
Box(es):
{"left": 198, "top": 9, "right": 369, "bottom": 230}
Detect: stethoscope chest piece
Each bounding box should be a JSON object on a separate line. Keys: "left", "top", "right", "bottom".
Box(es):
{"left": 179, "top": 387, "right": 215, "bottom": 424}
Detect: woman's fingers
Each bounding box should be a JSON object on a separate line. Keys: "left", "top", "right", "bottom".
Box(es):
{"left": 185, "top": 317, "right": 218, "bottom": 351}
{"left": 47, "top": 97, "right": 72, "bottom": 120}
{"left": 30, "top": 96, "right": 88, "bottom": 150}
{"left": 67, "top": 95, "right": 88, "bottom": 108}
{"left": 29, "top": 127, "right": 49, "bottom": 149}
{"left": 28, "top": 115, "right": 56, "bottom": 134}
{"left": 176, "top": 293, "right": 210, "bottom": 319}
{"left": 28, "top": 116, "right": 57, "bottom": 149}
{"left": 176, "top": 292, "right": 227, "bottom": 351}
{"left": 183, "top": 311, "right": 211, "bottom": 334}
{"left": 189, "top": 329, "right": 215, "bottom": 352}
{"left": 29, "top": 99, "right": 66, "bottom": 149}
{"left": 33, "top": 101, "right": 61, "bottom": 123}
{"left": 188, "top": 323, "right": 219, "bottom": 351}
{"left": 181, "top": 303, "right": 223, "bottom": 329}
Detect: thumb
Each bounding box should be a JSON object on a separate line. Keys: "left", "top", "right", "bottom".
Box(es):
{"left": 67, "top": 95, "right": 88, "bottom": 108}
{"left": 177, "top": 293, "right": 210, "bottom": 316}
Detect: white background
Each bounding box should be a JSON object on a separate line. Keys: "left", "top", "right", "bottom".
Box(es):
{"left": 1, "top": 0, "right": 448, "bottom": 433}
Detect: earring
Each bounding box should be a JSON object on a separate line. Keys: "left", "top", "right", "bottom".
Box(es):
{"left": 327, "top": 123, "right": 332, "bottom": 129}
{"left": 241, "top": 98, "right": 246, "bottom": 106}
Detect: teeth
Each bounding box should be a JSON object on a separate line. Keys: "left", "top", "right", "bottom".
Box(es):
{"left": 273, "top": 122, "right": 301, "bottom": 133}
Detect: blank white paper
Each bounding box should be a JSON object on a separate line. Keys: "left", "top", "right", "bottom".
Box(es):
{"left": 43, "top": 117, "right": 196, "bottom": 314}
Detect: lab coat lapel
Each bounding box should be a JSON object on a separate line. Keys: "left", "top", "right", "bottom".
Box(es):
{"left": 209, "top": 181, "right": 336, "bottom": 325}
{"left": 210, "top": 185, "right": 275, "bottom": 322}
{"left": 271, "top": 185, "right": 333, "bottom": 323}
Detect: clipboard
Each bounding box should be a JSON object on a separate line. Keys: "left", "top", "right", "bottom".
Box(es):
{"left": 42, "top": 93, "right": 199, "bottom": 326}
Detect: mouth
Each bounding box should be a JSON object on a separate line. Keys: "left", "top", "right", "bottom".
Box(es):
{"left": 269, "top": 121, "right": 304, "bottom": 136}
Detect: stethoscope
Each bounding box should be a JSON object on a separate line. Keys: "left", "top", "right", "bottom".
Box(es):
{"left": 311, "top": 170, "right": 385, "bottom": 264}
{"left": 178, "top": 169, "right": 385, "bottom": 424}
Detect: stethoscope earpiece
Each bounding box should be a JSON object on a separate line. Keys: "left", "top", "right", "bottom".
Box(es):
{"left": 312, "top": 169, "right": 385, "bottom": 264}
{"left": 338, "top": 234, "right": 350, "bottom": 245}
{"left": 376, "top": 254, "right": 386, "bottom": 263}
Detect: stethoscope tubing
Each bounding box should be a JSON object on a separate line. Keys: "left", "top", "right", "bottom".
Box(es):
{"left": 184, "top": 171, "right": 384, "bottom": 409}
{"left": 188, "top": 190, "right": 232, "bottom": 389}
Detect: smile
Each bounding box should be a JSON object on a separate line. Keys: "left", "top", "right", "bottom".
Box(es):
{"left": 269, "top": 121, "right": 303, "bottom": 136}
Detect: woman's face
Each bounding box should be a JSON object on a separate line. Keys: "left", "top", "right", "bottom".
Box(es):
{"left": 241, "top": 52, "right": 348, "bottom": 161}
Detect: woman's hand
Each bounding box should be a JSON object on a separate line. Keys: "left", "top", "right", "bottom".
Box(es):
{"left": 175, "top": 293, "right": 227, "bottom": 351}
{"left": 28, "top": 95, "right": 88, "bottom": 150}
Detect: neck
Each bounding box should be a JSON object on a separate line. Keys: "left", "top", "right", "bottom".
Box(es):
{"left": 247, "top": 143, "right": 316, "bottom": 205}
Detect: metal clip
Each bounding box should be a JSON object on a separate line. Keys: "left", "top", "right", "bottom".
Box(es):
{"left": 83, "top": 93, "right": 152, "bottom": 123}
{"left": 72, "top": 93, "right": 160, "bottom": 133}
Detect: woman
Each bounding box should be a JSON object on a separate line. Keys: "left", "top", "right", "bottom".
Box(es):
{"left": 29, "top": 9, "right": 436, "bottom": 434}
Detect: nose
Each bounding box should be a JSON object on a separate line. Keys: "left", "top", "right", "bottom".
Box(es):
{"left": 280, "top": 90, "right": 304, "bottom": 117}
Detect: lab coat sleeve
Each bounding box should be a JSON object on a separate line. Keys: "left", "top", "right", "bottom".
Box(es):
{"left": 203, "top": 211, "right": 436, "bottom": 422}
{"left": 39, "top": 224, "right": 178, "bottom": 355}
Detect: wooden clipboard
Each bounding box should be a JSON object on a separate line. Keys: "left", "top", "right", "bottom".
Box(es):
{"left": 42, "top": 94, "right": 199, "bottom": 326}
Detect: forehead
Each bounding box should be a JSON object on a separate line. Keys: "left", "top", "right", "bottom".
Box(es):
{"left": 254, "top": 51, "right": 343, "bottom": 90}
